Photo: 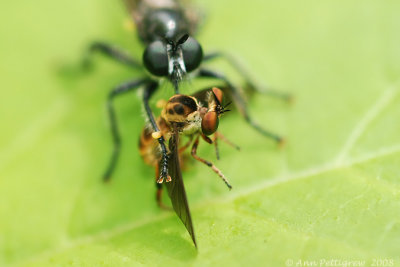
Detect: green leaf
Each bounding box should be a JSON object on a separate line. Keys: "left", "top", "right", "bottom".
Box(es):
{"left": 1, "top": 0, "right": 400, "bottom": 266}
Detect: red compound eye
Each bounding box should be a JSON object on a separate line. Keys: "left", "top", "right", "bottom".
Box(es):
{"left": 201, "top": 111, "right": 219, "bottom": 135}
{"left": 212, "top": 87, "right": 224, "bottom": 105}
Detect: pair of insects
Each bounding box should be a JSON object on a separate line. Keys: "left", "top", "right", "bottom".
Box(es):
{"left": 86, "top": 0, "right": 288, "bottom": 247}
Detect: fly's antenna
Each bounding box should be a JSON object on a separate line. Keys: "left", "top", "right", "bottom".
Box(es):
{"left": 220, "top": 101, "right": 231, "bottom": 114}
{"left": 166, "top": 38, "right": 176, "bottom": 52}
{"left": 166, "top": 34, "right": 189, "bottom": 53}
{"left": 216, "top": 101, "right": 231, "bottom": 115}
{"left": 211, "top": 89, "right": 231, "bottom": 115}
{"left": 177, "top": 34, "right": 189, "bottom": 46}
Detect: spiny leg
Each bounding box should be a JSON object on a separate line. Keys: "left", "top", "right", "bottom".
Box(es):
{"left": 83, "top": 42, "right": 142, "bottom": 70}
{"left": 204, "top": 52, "right": 291, "bottom": 102}
{"left": 143, "top": 82, "right": 171, "bottom": 184}
{"left": 103, "top": 79, "right": 150, "bottom": 182}
{"left": 191, "top": 135, "right": 232, "bottom": 190}
{"left": 198, "top": 68, "right": 284, "bottom": 144}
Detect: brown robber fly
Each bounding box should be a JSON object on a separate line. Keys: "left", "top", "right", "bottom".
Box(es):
{"left": 84, "top": 0, "right": 289, "bottom": 184}
{"left": 139, "top": 87, "right": 236, "bottom": 246}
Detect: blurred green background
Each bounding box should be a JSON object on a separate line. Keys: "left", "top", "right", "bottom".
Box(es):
{"left": 1, "top": 0, "right": 400, "bottom": 266}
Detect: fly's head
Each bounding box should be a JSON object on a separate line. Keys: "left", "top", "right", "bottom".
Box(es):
{"left": 161, "top": 94, "right": 203, "bottom": 135}
{"left": 201, "top": 87, "right": 230, "bottom": 136}
{"left": 143, "top": 34, "right": 203, "bottom": 90}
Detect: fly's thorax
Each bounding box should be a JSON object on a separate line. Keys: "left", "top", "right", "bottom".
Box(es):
{"left": 179, "top": 111, "right": 202, "bottom": 135}
{"left": 162, "top": 94, "right": 199, "bottom": 119}
{"left": 138, "top": 0, "right": 178, "bottom": 9}
{"left": 161, "top": 94, "right": 202, "bottom": 135}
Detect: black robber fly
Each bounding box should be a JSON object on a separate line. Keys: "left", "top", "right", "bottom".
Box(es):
{"left": 85, "top": 0, "right": 289, "bottom": 185}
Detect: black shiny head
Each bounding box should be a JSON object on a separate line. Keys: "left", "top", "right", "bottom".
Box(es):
{"left": 142, "top": 34, "right": 203, "bottom": 78}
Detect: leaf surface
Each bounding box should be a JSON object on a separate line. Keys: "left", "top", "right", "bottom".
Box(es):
{"left": 1, "top": 0, "right": 400, "bottom": 266}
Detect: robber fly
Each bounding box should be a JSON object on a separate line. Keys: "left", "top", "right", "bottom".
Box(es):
{"left": 139, "top": 87, "right": 234, "bottom": 246}
{"left": 85, "top": 0, "right": 288, "bottom": 184}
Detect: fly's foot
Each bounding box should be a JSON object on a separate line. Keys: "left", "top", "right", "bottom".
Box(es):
{"left": 157, "top": 153, "right": 170, "bottom": 183}
{"left": 157, "top": 174, "right": 171, "bottom": 184}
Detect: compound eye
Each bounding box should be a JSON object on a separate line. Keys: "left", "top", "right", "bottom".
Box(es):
{"left": 181, "top": 37, "right": 203, "bottom": 72}
{"left": 212, "top": 87, "right": 224, "bottom": 105}
{"left": 201, "top": 111, "right": 219, "bottom": 136}
{"left": 143, "top": 41, "right": 168, "bottom": 76}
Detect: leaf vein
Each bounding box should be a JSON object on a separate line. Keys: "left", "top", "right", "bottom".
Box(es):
{"left": 335, "top": 86, "right": 398, "bottom": 164}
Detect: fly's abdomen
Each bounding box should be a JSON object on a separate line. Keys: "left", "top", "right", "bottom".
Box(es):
{"left": 139, "top": 117, "right": 171, "bottom": 166}
{"left": 139, "top": 126, "right": 159, "bottom": 166}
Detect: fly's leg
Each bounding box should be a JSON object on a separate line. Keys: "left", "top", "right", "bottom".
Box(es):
{"left": 179, "top": 136, "right": 193, "bottom": 154}
{"left": 83, "top": 42, "right": 142, "bottom": 70}
{"left": 213, "top": 133, "right": 220, "bottom": 160}
{"left": 143, "top": 82, "right": 171, "bottom": 184}
{"left": 191, "top": 135, "right": 232, "bottom": 190}
{"left": 203, "top": 52, "right": 292, "bottom": 102}
{"left": 200, "top": 134, "right": 212, "bottom": 144}
{"left": 215, "top": 132, "right": 240, "bottom": 151}
{"left": 198, "top": 69, "right": 284, "bottom": 144}
{"left": 103, "top": 79, "right": 150, "bottom": 182}
{"left": 213, "top": 132, "right": 240, "bottom": 160}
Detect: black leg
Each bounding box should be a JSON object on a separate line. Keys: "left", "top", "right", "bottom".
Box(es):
{"left": 84, "top": 42, "right": 142, "bottom": 70}
{"left": 143, "top": 82, "right": 171, "bottom": 183}
{"left": 103, "top": 78, "right": 150, "bottom": 182}
{"left": 204, "top": 52, "right": 291, "bottom": 102}
{"left": 198, "top": 68, "right": 284, "bottom": 144}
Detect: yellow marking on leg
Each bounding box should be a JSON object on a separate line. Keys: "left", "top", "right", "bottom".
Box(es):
{"left": 152, "top": 131, "right": 162, "bottom": 139}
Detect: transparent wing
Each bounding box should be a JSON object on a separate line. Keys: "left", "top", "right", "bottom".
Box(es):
{"left": 165, "top": 125, "right": 197, "bottom": 247}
